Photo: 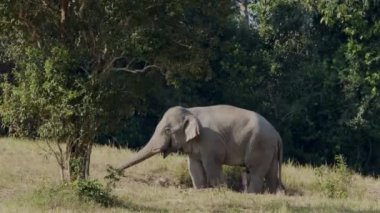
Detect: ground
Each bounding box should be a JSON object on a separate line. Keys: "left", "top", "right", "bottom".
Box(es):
{"left": 0, "top": 138, "right": 379, "bottom": 212}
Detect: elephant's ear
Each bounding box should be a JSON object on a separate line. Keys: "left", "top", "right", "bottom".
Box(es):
{"left": 184, "top": 115, "right": 200, "bottom": 142}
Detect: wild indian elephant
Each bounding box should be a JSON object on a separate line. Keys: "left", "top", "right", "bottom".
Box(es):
{"left": 117, "top": 105, "right": 285, "bottom": 193}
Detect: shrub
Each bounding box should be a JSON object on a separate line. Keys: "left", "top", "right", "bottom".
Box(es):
{"left": 29, "top": 184, "right": 79, "bottom": 208}
{"left": 173, "top": 160, "right": 193, "bottom": 188}
{"left": 25, "top": 180, "right": 121, "bottom": 209}
{"left": 72, "top": 179, "right": 120, "bottom": 207}
{"left": 223, "top": 166, "right": 245, "bottom": 192}
{"left": 315, "top": 155, "right": 352, "bottom": 198}
{"left": 172, "top": 161, "right": 245, "bottom": 191}
{"left": 104, "top": 165, "right": 125, "bottom": 188}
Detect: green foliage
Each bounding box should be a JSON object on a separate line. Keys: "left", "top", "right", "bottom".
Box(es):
{"left": 315, "top": 155, "right": 352, "bottom": 198}
{"left": 0, "top": 47, "right": 81, "bottom": 138}
{"left": 172, "top": 162, "right": 245, "bottom": 191}
{"left": 104, "top": 165, "right": 125, "bottom": 188}
{"left": 72, "top": 179, "right": 119, "bottom": 207}
{"left": 0, "top": 0, "right": 237, "bottom": 145}
{"left": 26, "top": 181, "right": 120, "bottom": 208}
{"left": 250, "top": 0, "right": 380, "bottom": 174}
{"left": 173, "top": 160, "right": 193, "bottom": 188}
{"left": 0, "top": 0, "right": 238, "bottom": 180}
{"left": 223, "top": 166, "right": 245, "bottom": 192}
{"left": 69, "top": 157, "right": 86, "bottom": 180}
{"left": 27, "top": 183, "right": 81, "bottom": 209}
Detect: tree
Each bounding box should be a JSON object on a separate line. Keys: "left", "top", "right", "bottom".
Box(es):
{"left": 251, "top": 0, "right": 380, "bottom": 173}
{"left": 316, "top": 0, "right": 380, "bottom": 172}
{"left": 0, "top": 0, "right": 237, "bottom": 180}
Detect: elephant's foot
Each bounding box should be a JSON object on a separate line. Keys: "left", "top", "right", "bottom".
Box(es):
{"left": 207, "top": 176, "right": 225, "bottom": 188}
{"left": 246, "top": 175, "right": 264, "bottom": 194}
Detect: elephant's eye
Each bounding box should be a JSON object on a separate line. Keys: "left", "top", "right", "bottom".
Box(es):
{"left": 164, "top": 127, "right": 171, "bottom": 135}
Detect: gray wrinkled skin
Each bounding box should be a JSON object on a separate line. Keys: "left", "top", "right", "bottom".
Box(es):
{"left": 118, "top": 105, "right": 285, "bottom": 194}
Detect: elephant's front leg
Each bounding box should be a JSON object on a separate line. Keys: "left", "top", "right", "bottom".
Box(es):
{"left": 202, "top": 157, "right": 224, "bottom": 187}
{"left": 188, "top": 156, "right": 207, "bottom": 189}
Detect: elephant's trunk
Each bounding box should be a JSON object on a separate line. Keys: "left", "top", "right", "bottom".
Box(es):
{"left": 118, "top": 140, "right": 164, "bottom": 171}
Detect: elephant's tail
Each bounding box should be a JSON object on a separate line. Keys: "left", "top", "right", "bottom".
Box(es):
{"left": 278, "top": 135, "right": 286, "bottom": 192}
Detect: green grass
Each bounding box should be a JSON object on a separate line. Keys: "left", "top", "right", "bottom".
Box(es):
{"left": 0, "top": 138, "right": 380, "bottom": 212}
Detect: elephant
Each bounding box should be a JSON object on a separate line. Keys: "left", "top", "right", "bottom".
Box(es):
{"left": 118, "top": 105, "right": 285, "bottom": 194}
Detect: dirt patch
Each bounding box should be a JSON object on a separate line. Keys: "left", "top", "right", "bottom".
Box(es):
{"left": 0, "top": 186, "right": 30, "bottom": 203}
{"left": 120, "top": 174, "right": 180, "bottom": 188}
{"left": 368, "top": 188, "right": 380, "bottom": 201}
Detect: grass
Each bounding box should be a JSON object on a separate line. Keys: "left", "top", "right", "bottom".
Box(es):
{"left": 1, "top": 138, "right": 380, "bottom": 212}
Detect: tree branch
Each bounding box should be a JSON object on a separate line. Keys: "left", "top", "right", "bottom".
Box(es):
{"left": 60, "top": 0, "right": 69, "bottom": 24}
{"left": 103, "top": 52, "right": 127, "bottom": 72}
{"left": 38, "top": 140, "right": 67, "bottom": 181}
{"left": 40, "top": 0, "right": 58, "bottom": 14}
{"left": 104, "top": 53, "right": 160, "bottom": 74}
{"left": 79, "top": 0, "right": 88, "bottom": 19}
{"left": 18, "top": 9, "right": 40, "bottom": 41}
{"left": 114, "top": 64, "right": 160, "bottom": 73}
{"left": 41, "top": 0, "right": 51, "bottom": 8}
{"left": 60, "top": 0, "right": 69, "bottom": 37}
{"left": 174, "top": 40, "right": 192, "bottom": 49}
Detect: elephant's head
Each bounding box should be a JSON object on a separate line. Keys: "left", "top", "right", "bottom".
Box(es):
{"left": 118, "top": 106, "right": 200, "bottom": 171}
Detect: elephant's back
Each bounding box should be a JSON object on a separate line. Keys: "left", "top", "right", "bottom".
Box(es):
{"left": 189, "top": 105, "right": 278, "bottom": 139}
{"left": 189, "top": 105, "right": 262, "bottom": 124}
{"left": 189, "top": 104, "right": 255, "bottom": 117}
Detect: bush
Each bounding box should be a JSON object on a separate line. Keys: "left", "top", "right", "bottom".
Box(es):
{"left": 172, "top": 161, "right": 245, "bottom": 191}
{"left": 315, "top": 155, "right": 352, "bottom": 198}
{"left": 29, "top": 183, "right": 80, "bottom": 208}
{"left": 173, "top": 160, "right": 193, "bottom": 188}
{"left": 25, "top": 180, "right": 121, "bottom": 209}
{"left": 223, "top": 166, "right": 245, "bottom": 192}
{"left": 72, "top": 179, "right": 120, "bottom": 207}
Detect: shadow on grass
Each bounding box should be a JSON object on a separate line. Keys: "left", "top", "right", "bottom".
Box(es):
{"left": 105, "top": 198, "right": 168, "bottom": 212}
{"left": 11, "top": 183, "right": 168, "bottom": 212}
{"left": 288, "top": 205, "right": 379, "bottom": 213}
{"left": 283, "top": 186, "right": 304, "bottom": 196}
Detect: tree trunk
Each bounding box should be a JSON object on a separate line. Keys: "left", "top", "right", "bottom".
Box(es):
{"left": 66, "top": 139, "right": 92, "bottom": 181}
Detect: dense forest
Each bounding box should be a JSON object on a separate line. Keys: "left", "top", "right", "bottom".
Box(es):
{"left": 0, "top": 0, "right": 379, "bottom": 179}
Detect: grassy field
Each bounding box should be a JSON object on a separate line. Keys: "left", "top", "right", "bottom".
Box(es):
{"left": 0, "top": 138, "right": 379, "bottom": 212}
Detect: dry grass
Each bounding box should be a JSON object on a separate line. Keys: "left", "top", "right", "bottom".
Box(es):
{"left": 1, "top": 138, "right": 380, "bottom": 212}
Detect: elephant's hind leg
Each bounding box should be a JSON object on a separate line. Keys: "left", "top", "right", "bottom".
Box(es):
{"left": 265, "top": 158, "right": 281, "bottom": 194}
{"left": 245, "top": 149, "right": 273, "bottom": 193}
{"left": 246, "top": 173, "right": 264, "bottom": 193}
